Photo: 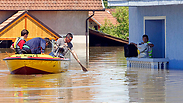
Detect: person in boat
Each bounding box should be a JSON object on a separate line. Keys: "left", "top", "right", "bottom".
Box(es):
{"left": 49, "top": 33, "right": 79, "bottom": 59}
{"left": 130, "top": 35, "right": 154, "bottom": 58}
{"left": 10, "top": 29, "right": 29, "bottom": 54}
{"left": 22, "top": 37, "right": 51, "bottom": 54}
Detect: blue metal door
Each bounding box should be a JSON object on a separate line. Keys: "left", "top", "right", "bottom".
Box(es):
{"left": 145, "top": 20, "right": 165, "bottom": 58}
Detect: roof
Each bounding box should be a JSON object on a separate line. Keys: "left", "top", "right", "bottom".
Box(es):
{"left": 108, "top": 0, "right": 183, "bottom": 6}
{"left": 0, "top": 10, "right": 61, "bottom": 40}
{"left": 0, "top": 11, "right": 25, "bottom": 31}
{"left": 105, "top": 9, "right": 116, "bottom": 14}
{"left": 89, "top": 9, "right": 118, "bottom": 26}
{"left": 89, "top": 29, "right": 128, "bottom": 44}
{"left": 0, "top": 0, "right": 105, "bottom": 11}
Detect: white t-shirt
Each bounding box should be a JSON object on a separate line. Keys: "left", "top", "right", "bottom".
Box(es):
{"left": 137, "top": 43, "right": 148, "bottom": 58}
{"left": 53, "top": 38, "right": 73, "bottom": 56}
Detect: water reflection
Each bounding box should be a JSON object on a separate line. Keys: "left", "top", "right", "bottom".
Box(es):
{"left": 126, "top": 68, "right": 167, "bottom": 102}
{"left": 0, "top": 73, "right": 70, "bottom": 102}
{"left": 0, "top": 47, "right": 183, "bottom": 102}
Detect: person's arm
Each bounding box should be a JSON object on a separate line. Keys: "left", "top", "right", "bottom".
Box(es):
{"left": 59, "top": 43, "right": 67, "bottom": 48}
{"left": 130, "top": 42, "right": 137, "bottom": 47}
{"left": 148, "top": 44, "right": 154, "bottom": 47}
{"left": 10, "top": 43, "right": 15, "bottom": 51}
{"left": 40, "top": 39, "right": 46, "bottom": 53}
{"left": 147, "top": 42, "right": 154, "bottom": 47}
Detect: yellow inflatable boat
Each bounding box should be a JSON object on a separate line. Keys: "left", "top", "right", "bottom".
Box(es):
{"left": 3, "top": 54, "right": 70, "bottom": 75}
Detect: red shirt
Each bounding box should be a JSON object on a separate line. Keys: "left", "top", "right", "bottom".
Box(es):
{"left": 11, "top": 40, "right": 26, "bottom": 49}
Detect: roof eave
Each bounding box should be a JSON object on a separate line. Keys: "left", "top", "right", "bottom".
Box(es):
{"left": 0, "top": 11, "right": 27, "bottom": 33}
{"left": 90, "top": 17, "right": 102, "bottom": 26}
{"left": 108, "top": 1, "right": 183, "bottom": 7}
{"left": 0, "top": 9, "right": 105, "bottom": 11}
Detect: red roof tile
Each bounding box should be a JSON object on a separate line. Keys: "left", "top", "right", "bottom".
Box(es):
{"left": 0, "top": 0, "right": 104, "bottom": 11}
{"left": 105, "top": 9, "right": 116, "bottom": 14}
{"left": 89, "top": 9, "right": 119, "bottom": 26}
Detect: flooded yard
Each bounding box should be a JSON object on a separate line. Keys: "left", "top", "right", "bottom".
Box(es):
{"left": 0, "top": 47, "right": 183, "bottom": 102}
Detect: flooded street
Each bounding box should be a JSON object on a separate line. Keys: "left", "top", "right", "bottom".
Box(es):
{"left": 0, "top": 47, "right": 183, "bottom": 103}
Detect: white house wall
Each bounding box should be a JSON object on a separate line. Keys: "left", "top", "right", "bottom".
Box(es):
{"left": 29, "top": 11, "right": 88, "bottom": 36}
{"left": 129, "top": 5, "right": 183, "bottom": 69}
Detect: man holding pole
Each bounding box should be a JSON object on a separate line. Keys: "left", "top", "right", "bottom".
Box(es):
{"left": 49, "top": 32, "right": 87, "bottom": 71}
{"left": 50, "top": 33, "right": 78, "bottom": 59}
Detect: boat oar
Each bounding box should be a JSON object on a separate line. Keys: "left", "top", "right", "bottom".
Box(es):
{"left": 67, "top": 48, "right": 88, "bottom": 72}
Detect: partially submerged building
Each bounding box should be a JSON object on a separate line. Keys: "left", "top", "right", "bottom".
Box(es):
{"left": 89, "top": 29, "right": 128, "bottom": 46}
{"left": 0, "top": 0, "right": 105, "bottom": 64}
{"left": 0, "top": 0, "right": 105, "bottom": 47}
{"left": 88, "top": 9, "right": 128, "bottom": 46}
{"left": 108, "top": 0, "right": 183, "bottom": 69}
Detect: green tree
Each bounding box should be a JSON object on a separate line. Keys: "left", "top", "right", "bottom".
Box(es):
{"left": 100, "top": 19, "right": 117, "bottom": 36}
{"left": 103, "top": 0, "right": 116, "bottom": 9}
{"left": 103, "top": 0, "right": 108, "bottom": 8}
{"left": 100, "top": 7, "right": 129, "bottom": 40}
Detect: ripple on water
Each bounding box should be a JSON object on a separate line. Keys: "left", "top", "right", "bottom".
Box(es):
{"left": 1, "top": 47, "right": 183, "bottom": 102}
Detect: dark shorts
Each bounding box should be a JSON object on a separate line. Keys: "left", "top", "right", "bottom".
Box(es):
{"left": 15, "top": 49, "right": 22, "bottom": 54}
{"left": 22, "top": 47, "right": 32, "bottom": 54}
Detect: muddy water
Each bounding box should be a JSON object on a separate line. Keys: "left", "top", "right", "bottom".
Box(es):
{"left": 0, "top": 47, "right": 183, "bottom": 103}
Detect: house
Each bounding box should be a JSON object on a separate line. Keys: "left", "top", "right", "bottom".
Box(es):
{"left": 88, "top": 9, "right": 128, "bottom": 46}
{"left": 108, "top": 0, "right": 183, "bottom": 69}
{"left": 0, "top": 0, "right": 105, "bottom": 47}
{"left": 89, "top": 9, "right": 118, "bottom": 30}
{"left": 0, "top": 0, "right": 105, "bottom": 64}
{"left": 0, "top": 10, "right": 62, "bottom": 48}
{"left": 89, "top": 28, "right": 128, "bottom": 46}
{"left": 0, "top": 10, "right": 61, "bottom": 40}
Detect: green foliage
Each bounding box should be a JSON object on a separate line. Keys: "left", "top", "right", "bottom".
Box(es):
{"left": 103, "top": 0, "right": 116, "bottom": 9}
{"left": 89, "top": 26, "right": 96, "bottom": 30}
{"left": 100, "top": 7, "right": 129, "bottom": 40}
{"left": 103, "top": 0, "right": 108, "bottom": 8}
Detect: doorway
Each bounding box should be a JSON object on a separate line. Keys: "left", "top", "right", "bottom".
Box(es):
{"left": 144, "top": 16, "right": 166, "bottom": 58}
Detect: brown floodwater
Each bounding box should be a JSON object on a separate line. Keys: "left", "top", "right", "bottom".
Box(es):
{"left": 0, "top": 47, "right": 183, "bottom": 103}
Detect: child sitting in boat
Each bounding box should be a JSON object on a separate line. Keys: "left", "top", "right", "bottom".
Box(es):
{"left": 10, "top": 29, "right": 29, "bottom": 54}
{"left": 131, "top": 35, "right": 154, "bottom": 58}
{"left": 22, "top": 37, "right": 51, "bottom": 54}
